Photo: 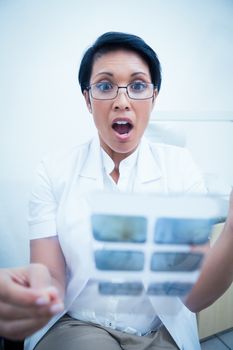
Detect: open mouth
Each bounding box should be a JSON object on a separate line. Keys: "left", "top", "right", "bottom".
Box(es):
{"left": 112, "top": 120, "right": 133, "bottom": 135}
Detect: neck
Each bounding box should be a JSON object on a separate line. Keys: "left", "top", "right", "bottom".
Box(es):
{"left": 101, "top": 146, "right": 137, "bottom": 184}
{"left": 108, "top": 154, "right": 122, "bottom": 184}
{"left": 101, "top": 144, "right": 138, "bottom": 165}
{"left": 110, "top": 167, "right": 120, "bottom": 183}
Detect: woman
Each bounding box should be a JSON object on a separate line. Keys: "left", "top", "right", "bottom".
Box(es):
{"left": 25, "top": 32, "right": 233, "bottom": 350}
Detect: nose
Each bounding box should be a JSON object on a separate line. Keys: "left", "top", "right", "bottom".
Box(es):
{"left": 112, "top": 87, "right": 130, "bottom": 110}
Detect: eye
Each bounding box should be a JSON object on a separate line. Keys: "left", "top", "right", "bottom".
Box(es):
{"left": 95, "top": 81, "right": 114, "bottom": 92}
{"left": 129, "top": 81, "right": 148, "bottom": 92}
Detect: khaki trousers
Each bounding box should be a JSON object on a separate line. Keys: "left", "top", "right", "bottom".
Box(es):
{"left": 35, "top": 315, "right": 179, "bottom": 350}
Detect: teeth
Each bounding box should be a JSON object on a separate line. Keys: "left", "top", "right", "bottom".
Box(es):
{"left": 115, "top": 121, "right": 128, "bottom": 125}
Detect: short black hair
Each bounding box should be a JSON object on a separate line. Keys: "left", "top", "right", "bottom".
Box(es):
{"left": 78, "top": 31, "right": 162, "bottom": 93}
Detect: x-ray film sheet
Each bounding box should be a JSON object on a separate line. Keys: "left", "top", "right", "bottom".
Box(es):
{"left": 88, "top": 193, "right": 225, "bottom": 298}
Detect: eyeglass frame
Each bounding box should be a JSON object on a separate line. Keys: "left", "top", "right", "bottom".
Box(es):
{"left": 86, "top": 82, "right": 157, "bottom": 100}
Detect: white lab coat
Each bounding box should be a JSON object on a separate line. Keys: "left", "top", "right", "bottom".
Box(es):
{"left": 25, "top": 135, "right": 205, "bottom": 350}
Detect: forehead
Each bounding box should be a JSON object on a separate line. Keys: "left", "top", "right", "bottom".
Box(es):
{"left": 91, "top": 49, "right": 150, "bottom": 78}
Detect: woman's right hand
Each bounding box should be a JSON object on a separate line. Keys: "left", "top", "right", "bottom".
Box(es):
{"left": 0, "top": 263, "right": 64, "bottom": 340}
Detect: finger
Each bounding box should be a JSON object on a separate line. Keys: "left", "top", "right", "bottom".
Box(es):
{"left": 0, "top": 266, "right": 59, "bottom": 307}
{"left": 190, "top": 242, "right": 210, "bottom": 254}
{"left": 222, "top": 189, "right": 233, "bottom": 233}
{"left": 28, "top": 263, "right": 58, "bottom": 303}
{"left": 0, "top": 268, "right": 44, "bottom": 306}
{"left": 230, "top": 188, "right": 233, "bottom": 202}
{"left": 28, "top": 263, "right": 52, "bottom": 289}
{"left": 228, "top": 188, "right": 233, "bottom": 217}
{"left": 0, "top": 298, "right": 63, "bottom": 321}
{"left": 29, "top": 264, "right": 62, "bottom": 304}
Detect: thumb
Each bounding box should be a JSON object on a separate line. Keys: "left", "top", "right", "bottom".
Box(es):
{"left": 29, "top": 263, "right": 52, "bottom": 289}
{"left": 29, "top": 263, "right": 59, "bottom": 303}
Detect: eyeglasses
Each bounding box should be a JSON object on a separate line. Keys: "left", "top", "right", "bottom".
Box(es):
{"left": 86, "top": 82, "right": 155, "bottom": 100}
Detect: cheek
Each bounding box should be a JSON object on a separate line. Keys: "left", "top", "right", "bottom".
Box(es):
{"left": 92, "top": 101, "right": 108, "bottom": 115}
{"left": 92, "top": 103, "right": 109, "bottom": 128}
{"left": 137, "top": 105, "right": 151, "bottom": 123}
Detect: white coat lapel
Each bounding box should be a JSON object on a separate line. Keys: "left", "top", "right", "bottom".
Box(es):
{"left": 77, "top": 136, "right": 165, "bottom": 194}
{"left": 134, "top": 137, "right": 165, "bottom": 193}
{"left": 78, "top": 135, "right": 104, "bottom": 192}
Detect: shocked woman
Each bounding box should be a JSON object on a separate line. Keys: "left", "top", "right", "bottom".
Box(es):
{"left": 26, "top": 32, "right": 233, "bottom": 350}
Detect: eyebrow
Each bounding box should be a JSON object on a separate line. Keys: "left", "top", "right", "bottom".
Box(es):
{"left": 131, "top": 72, "right": 148, "bottom": 77}
{"left": 94, "top": 71, "right": 148, "bottom": 78}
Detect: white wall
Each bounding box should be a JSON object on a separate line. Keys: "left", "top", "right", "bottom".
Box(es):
{"left": 0, "top": 0, "right": 233, "bottom": 267}
{"left": 146, "top": 120, "right": 233, "bottom": 192}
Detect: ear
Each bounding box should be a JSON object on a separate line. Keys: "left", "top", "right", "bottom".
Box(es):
{"left": 151, "top": 89, "right": 159, "bottom": 110}
{"left": 83, "top": 90, "right": 92, "bottom": 113}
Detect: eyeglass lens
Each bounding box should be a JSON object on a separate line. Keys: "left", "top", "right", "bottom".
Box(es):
{"left": 90, "top": 83, "right": 154, "bottom": 100}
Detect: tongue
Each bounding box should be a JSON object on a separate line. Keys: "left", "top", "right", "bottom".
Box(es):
{"left": 113, "top": 123, "right": 131, "bottom": 135}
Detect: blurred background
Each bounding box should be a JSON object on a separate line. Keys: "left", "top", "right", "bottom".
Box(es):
{"left": 0, "top": 0, "right": 233, "bottom": 267}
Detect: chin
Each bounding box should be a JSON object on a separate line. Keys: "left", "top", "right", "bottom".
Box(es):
{"left": 113, "top": 142, "right": 138, "bottom": 155}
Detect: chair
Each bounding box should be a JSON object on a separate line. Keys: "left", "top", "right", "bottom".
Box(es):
{"left": 1, "top": 339, "right": 24, "bottom": 350}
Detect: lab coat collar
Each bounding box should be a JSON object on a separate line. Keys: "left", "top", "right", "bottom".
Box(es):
{"left": 137, "top": 137, "right": 162, "bottom": 183}
{"left": 79, "top": 135, "right": 162, "bottom": 184}
{"left": 79, "top": 134, "right": 102, "bottom": 180}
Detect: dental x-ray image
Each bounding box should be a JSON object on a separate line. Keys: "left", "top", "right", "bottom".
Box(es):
{"left": 150, "top": 252, "right": 203, "bottom": 272}
{"left": 99, "top": 281, "right": 144, "bottom": 295}
{"left": 91, "top": 214, "right": 147, "bottom": 242}
{"left": 154, "top": 218, "right": 213, "bottom": 244}
{"left": 95, "top": 250, "right": 144, "bottom": 271}
{"left": 147, "top": 282, "right": 194, "bottom": 296}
